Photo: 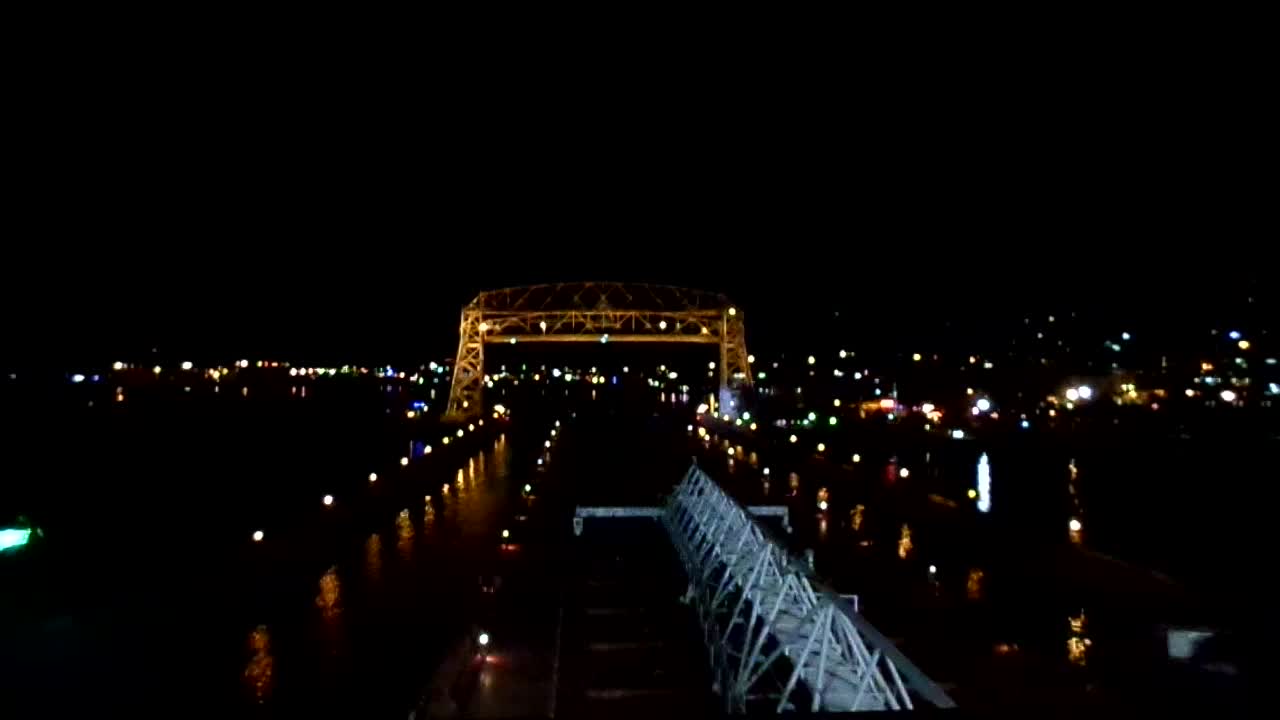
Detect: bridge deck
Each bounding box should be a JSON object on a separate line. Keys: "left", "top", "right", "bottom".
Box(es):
{"left": 555, "top": 519, "right": 716, "bottom": 717}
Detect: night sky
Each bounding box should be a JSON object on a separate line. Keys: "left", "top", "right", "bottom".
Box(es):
{"left": 5, "top": 49, "right": 1273, "bottom": 367}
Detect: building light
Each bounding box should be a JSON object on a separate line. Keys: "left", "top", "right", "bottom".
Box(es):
{"left": 323, "top": 495, "right": 334, "bottom": 506}
{"left": 0, "top": 528, "right": 32, "bottom": 552}
{"left": 181, "top": 361, "right": 193, "bottom": 371}
{"left": 1065, "top": 388, "right": 1079, "bottom": 402}
{"left": 747, "top": 354, "right": 755, "bottom": 364}
{"left": 1238, "top": 339, "right": 1251, "bottom": 350}
{"left": 1077, "top": 386, "right": 1093, "bottom": 400}
{"left": 659, "top": 320, "right": 668, "bottom": 330}
{"left": 817, "top": 443, "right": 825, "bottom": 452}
{"left": 975, "top": 398, "right": 992, "bottom": 412}
{"left": 852, "top": 453, "right": 861, "bottom": 463}
{"left": 1228, "top": 330, "right": 1242, "bottom": 340}
{"left": 1220, "top": 389, "right": 1237, "bottom": 403}
{"left": 400, "top": 457, "right": 409, "bottom": 466}
{"left": 789, "top": 434, "right": 798, "bottom": 443}
{"left": 252, "top": 530, "right": 264, "bottom": 542}
{"left": 728, "top": 307, "right": 737, "bottom": 316}
{"left": 1068, "top": 518, "right": 1082, "bottom": 532}
{"left": 899, "top": 468, "right": 910, "bottom": 478}
{"left": 912, "top": 353, "right": 922, "bottom": 362}
{"left": 977, "top": 453, "right": 991, "bottom": 512}
{"left": 808, "top": 355, "right": 816, "bottom": 365}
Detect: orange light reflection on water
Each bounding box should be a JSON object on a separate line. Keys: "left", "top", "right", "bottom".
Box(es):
{"left": 243, "top": 625, "right": 274, "bottom": 703}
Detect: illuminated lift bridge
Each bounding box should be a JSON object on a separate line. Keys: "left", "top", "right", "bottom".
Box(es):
{"left": 446, "top": 282, "right": 752, "bottom": 420}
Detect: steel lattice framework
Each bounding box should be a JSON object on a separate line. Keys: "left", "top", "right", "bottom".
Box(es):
{"left": 446, "top": 283, "right": 752, "bottom": 420}
{"left": 664, "top": 465, "right": 956, "bottom": 713}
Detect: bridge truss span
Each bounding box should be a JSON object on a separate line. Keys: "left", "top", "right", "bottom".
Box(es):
{"left": 664, "top": 465, "right": 956, "bottom": 713}
{"left": 446, "top": 283, "right": 752, "bottom": 420}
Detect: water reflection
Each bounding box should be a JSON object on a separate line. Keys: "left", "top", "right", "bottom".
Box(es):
{"left": 316, "top": 566, "right": 342, "bottom": 619}
{"left": 1067, "top": 610, "right": 1092, "bottom": 666}
{"left": 850, "top": 504, "right": 865, "bottom": 532}
{"left": 243, "top": 625, "right": 275, "bottom": 703}
{"left": 396, "top": 509, "right": 414, "bottom": 559}
{"left": 897, "top": 524, "right": 913, "bottom": 559}
{"left": 364, "top": 534, "right": 383, "bottom": 583}
{"left": 966, "top": 568, "right": 985, "bottom": 600}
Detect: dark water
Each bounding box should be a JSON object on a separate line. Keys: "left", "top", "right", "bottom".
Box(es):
{"left": 0, "top": 378, "right": 546, "bottom": 716}
{"left": 690, "top": 414, "right": 1263, "bottom": 712}
{"left": 2, "top": 378, "right": 1261, "bottom": 714}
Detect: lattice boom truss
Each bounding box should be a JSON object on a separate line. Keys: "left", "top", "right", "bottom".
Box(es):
{"left": 664, "top": 465, "right": 956, "bottom": 713}
{"left": 446, "top": 283, "right": 752, "bottom": 419}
